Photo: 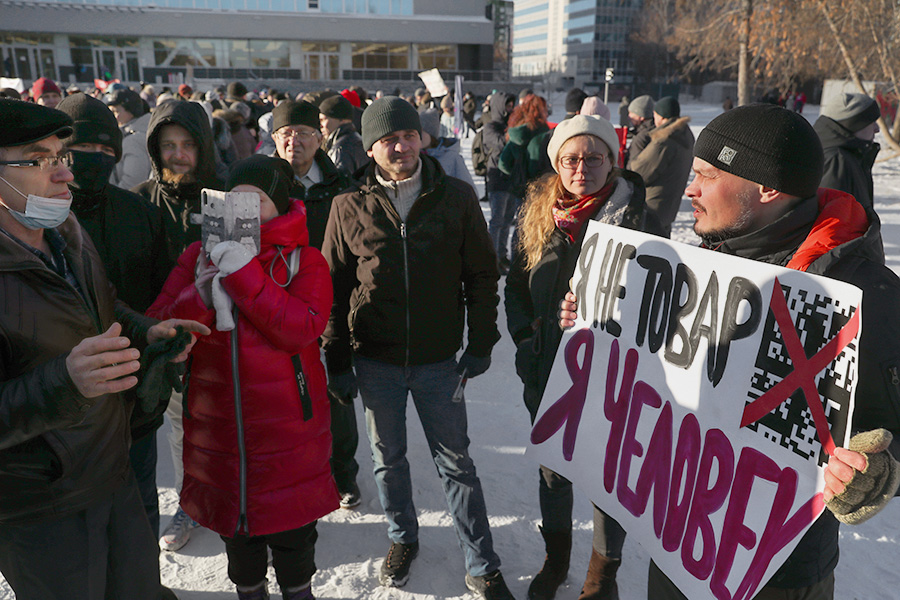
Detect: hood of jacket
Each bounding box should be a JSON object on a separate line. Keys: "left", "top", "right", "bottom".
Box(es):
{"left": 489, "top": 93, "right": 513, "bottom": 123}
{"left": 507, "top": 122, "right": 550, "bottom": 146}
{"left": 426, "top": 138, "right": 461, "bottom": 160}
{"left": 122, "top": 111, "right": 152, "bottom": 138}
{"left": 711, "top": 188, "right": 882, "bottom": 273}
{"left": 146, "top": 100, "right": 218, "bottom": 188}
{"left": 649, "top": 116, "right": 693, "bottom": 149}
{"left": 814, "top": 116, "right": 880, "bottom": 160}
{"left": 259, "top": 199, "right": 310, "bottom": 259}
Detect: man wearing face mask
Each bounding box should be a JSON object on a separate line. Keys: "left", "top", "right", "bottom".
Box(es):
{"left": 0, "top": 99, "right": 209, "bottom": 599}
{"left": 57, "top": 94, "right": 174, "bottom": 541}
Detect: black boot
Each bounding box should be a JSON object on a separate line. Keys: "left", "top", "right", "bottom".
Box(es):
{"left": 577, "top": 549, "right": 621, "bottom": 600}
{"left": 527, "top": 526, "right": 572, "bottom": 600}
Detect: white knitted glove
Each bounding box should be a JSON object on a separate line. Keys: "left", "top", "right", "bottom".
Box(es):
{"left": 209, "top": 241, "right": 255, "bottom": 331}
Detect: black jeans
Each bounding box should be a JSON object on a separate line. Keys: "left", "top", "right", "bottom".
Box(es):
{"left": 330, "top": 398, "right": 360, "bottom": 492}
{"left": 539, "top": 465, "right": 627, "bottom": 559}
{"left": 222, "top": 522, "right": 318, "bottom": 589}
{"left": 130, "top": 430, "right": 160, "bottom": 538}
{"left": 0, "top": 476, "right": 159, "bottom": 600}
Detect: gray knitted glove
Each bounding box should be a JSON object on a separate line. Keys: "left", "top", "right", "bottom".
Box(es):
{"left": 825, "top": 429, "right": 900, "bottom": 525}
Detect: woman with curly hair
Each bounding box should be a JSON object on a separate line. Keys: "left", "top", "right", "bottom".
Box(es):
{"left": 505, "top": 115, "right": 662, "bottom": 600}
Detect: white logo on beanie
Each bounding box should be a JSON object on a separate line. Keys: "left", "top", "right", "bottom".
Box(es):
{"left": 717, "top": 146, "right": 737, "bottom": 165}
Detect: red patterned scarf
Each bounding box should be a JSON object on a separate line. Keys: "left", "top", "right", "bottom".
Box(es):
{"left": 552, "top": 181, "right": 615, "bottom": 241}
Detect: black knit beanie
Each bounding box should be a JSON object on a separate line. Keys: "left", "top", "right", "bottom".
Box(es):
{"left": 57, "top": 93, "right": 123, "bottom": 162}
{"left": 319, "top": 95, "right": 354, "bottom": 121}
{"left": 694, "top": 103, "right": 824, "bottom": 199}
{"left": 227, "top": 81, "right": 248, "bottom": 101}
{"left": 227, "top": 155, "right": 295, "bottom": 215}
{"left": 566, "top": 88, "right": 588, "bottom": 113}
{"left": 361, "top": 96, "right": 421, "bottom": 150}
{"left": 272, "top": 100, "right": 320, "bottom": 133}
{"left": 105, "top": 89, "right": 145, "bottom": 118}
{"left": 654, "top": 96, "right": 680, "bottom": 119}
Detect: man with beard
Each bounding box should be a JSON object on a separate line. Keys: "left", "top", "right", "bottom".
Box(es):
{"left": 133, "top": 98, "right": 223, "bottom": 553}
{"left": 270, "top": 98, "right": 362, "bottom": 509}
{"left": 133, "top": 99, "right": 223, "bottom": 263}
{"left": 57, "top": 94, "right": 173, "bottom": 540}
{"left": 561, "top": 105, "right": 900, "bottom": 600}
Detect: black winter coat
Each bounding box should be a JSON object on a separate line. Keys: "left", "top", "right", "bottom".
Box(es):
{"left": 71, "top": 184, "right": 174, "bottom": 441}
{"left": 0, "top": 216, "right": 156, "bottom": 523}
{"left": 132, "top": 100, "right": 224, "bottom": 263}
{"left": 482, "top": 94, "right": 513, "bottom": 194}
{"left": 814, "top": 116, "right": 879, "bottom": 213}
{"left": 710, "top": 191, "right": 900, "bottom": 589}
{"left": 505, "top": 171, "right": 652, "bottom": 418}
{"left": 322, "top": 155, "right": 500, "bottom": 373}
{"left": 322, "top": 122, "right": 368, "bottom": 179}
{"left": 288, "top": 149, "right": 353, "bottom": 251}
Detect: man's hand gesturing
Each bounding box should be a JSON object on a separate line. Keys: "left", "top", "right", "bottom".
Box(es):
{"left": 66, "top": 323, "right": 141, "bottom": 398}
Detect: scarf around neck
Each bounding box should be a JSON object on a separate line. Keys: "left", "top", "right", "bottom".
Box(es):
{"left": 553, "top": 180, "right": 615, "bottom": 241}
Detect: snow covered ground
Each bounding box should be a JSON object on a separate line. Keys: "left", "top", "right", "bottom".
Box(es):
{"left": 3, "top": 97, "right": 899, "bottom": 599}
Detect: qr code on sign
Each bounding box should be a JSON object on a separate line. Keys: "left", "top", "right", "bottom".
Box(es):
{"left": 745, "top": 284, "right": 857, "bottom": 467}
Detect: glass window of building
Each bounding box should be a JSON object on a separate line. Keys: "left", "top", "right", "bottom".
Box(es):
{"left": 352, "top": 43, "right": 409, "bottom": 70}
{"left": 250, "top": 40, "right": 290, "bottom": 68}
{"left": 417, "top": 44, "right": 457, "bottom": 71}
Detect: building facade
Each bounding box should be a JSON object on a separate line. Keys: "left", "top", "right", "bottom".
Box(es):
{"left": 1, "top": 0, "right": 494, "bottom": 90}
{"left": 511, "top": 0, "right": 642, "bottom": 88}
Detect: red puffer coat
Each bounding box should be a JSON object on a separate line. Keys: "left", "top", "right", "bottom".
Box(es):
{"left": 147, "top": 200, "right": 339, "bottom": 537}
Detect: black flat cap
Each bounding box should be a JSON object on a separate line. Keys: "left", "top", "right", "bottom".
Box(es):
{"left": 0, "top": 98, "right": 73, "bottom": 148}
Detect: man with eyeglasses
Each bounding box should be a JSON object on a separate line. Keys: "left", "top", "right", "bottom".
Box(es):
{"left": 269, "top": 98, "right": 363, "bottom": 511}
{"left": 0, "top": 99, "right": 209, "bottom": 599}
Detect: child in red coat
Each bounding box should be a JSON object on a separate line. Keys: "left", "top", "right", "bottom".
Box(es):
{"left": 148, "top": 155, "right": 339, "bottom": 600}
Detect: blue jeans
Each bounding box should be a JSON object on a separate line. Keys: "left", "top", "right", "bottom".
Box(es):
{"left": 354, "top": 355, "right": 500, "bottom": 577}
{"left": 488, "top": 191, "right": 517, "bottom": 261}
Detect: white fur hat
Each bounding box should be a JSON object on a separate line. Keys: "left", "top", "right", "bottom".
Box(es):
{"left": 547, "top": 115, "right": 620, "bottom": 173}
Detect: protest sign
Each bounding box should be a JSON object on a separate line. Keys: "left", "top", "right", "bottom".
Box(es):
{"left": 527, "top": 221, "right": 862, "bottom": 600}
{"left": 418, "top": 68, "right": 449, "bottom": 98}
{"left": 200, "top": 189, "right": 261, "bottom": 256}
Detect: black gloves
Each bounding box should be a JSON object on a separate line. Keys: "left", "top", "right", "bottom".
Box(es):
{"left": 328, "top": 370, "right": 358, "bottom": 406}
{"left": 136, "top": 326, "right": 192, "bottom": 413}
{"left": 456, "top": 351, "right": 491, "bottom": 378}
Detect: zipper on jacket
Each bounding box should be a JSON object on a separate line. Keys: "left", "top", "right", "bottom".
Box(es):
{"left": 401, "top": 222, "right": 411, "bottom": 367}
{"left": 890, "top": 366, "right": 900, "bottom": 387}
{"left": 230, "top": 305, "right": 249, "bottom": 536}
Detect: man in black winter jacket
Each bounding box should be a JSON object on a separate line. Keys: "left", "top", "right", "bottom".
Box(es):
{"left": 319, "top": 94, "right": 368, "bottom": 178}
{"left": 133, "top": 99, "right": 224, "bottom": 263}
{"left": 565, "top": 104, "right": 900, "bottom": 600}
{"left": 321, "top": 97, "right": 515, "bottom": 600}
{"left": 482, "top": 92, "right": 516, "bottom": 270}
{"left": 58, "top": 93, "right": 174, "bottom": 540}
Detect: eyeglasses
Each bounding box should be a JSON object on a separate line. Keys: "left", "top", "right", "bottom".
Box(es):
{"left": 559, "top": 154, "right": 606, "bottom": 170}
{"left": 275, "top": 128, "right": 320, "bottom": 141}
{"left": 0, "top": 151, "right": 73, "bottom": 171}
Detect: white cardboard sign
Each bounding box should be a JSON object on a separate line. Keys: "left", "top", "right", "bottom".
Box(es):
{"left": 527, "top": 222, "right": 862, "bottom": 600}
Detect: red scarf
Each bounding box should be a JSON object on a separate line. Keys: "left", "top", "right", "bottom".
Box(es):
{"left": 552, "top": 181, "right": 615, "bottom": 242}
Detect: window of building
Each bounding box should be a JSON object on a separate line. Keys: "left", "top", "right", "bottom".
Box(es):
{"left": 250, "top": 40, "right": 290, "bottom": 68}
{"left": 351, "top": 43, "right": 409, "bottom": 70}
{"left": 417, "top": 44, "right": 456, "bottom": 71}
{"left": 152, "top": 38, "right": 218, "bottom": 67}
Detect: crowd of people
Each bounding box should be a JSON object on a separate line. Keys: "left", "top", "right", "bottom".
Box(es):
{"left": 0, "top": 74, "right": 898, "bottom": 600}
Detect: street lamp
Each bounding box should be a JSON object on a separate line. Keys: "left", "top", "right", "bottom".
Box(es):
{"left": 604, "top": 67, "right": 614, "bottom": 104}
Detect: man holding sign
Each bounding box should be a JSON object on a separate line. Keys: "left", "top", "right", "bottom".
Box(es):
{"left": 558, "top": 104, "right": 900, "bottom": 599}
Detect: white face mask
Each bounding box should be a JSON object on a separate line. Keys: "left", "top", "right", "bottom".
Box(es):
{"left": 0, "top": 175, "right": 72, "bottom": 230}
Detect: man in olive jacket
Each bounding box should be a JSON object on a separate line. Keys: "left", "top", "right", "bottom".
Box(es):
{"left": 321, "top": 97, "right": 515, "bottom": 599}
{"left": 628, "top": 96, "right": 694, "bottom": 237}
{"left": 0, "top": 100, "right": 207, "bottom": 599}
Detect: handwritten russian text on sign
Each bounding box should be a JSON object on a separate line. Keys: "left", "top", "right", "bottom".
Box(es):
{"left": 527, "top": 222, "right": 861, "bottom": 600}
